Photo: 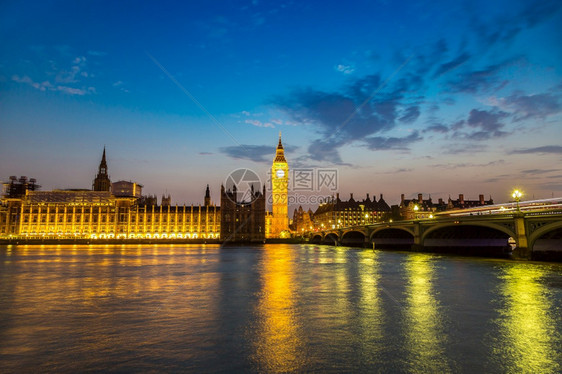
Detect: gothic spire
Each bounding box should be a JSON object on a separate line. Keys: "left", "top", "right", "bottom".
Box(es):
{"left": 277, "top": 131, "right": 283, "bottom": 149}
{"left": 93, "top": 146, "right": 111, "bottom": 191}
{"left": 204, "top": 184, "right": 211, "bottom": 206}
{"left": 274, "top": 132, "right": 286, "bottom": 162}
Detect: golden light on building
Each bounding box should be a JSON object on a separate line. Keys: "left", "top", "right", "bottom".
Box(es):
{"left": 269, "top": 132, "right": 290, "bottom": 238}
{"left": 0, "top": 150, "right": 226, "bottom": 240}
{"left": 0, "top": 190, "right": 220, "bottom": 240}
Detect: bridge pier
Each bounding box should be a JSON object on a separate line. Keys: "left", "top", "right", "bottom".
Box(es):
{"left": 512, "top": 246, "right": 531, "bottom": 259}
{"left": 512, "top": 215, "right": 531, "bottom": 260}
{"left": 412, "top": 223, "right": 424, "bottom": 252}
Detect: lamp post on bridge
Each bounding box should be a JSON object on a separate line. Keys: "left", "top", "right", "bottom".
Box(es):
{"left": 512, "top": 189, "right": 522, "bottom": 212}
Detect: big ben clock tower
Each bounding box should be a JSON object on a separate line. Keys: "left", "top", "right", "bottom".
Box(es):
{"left": 271, "top": 132, "right": 289, "bottom": 237}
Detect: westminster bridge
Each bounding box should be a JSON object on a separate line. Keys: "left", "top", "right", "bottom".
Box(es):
{"left": 310, "top": 210, "right": 562, "bottom": 260}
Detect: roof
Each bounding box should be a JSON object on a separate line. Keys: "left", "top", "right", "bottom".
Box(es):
{"left": 26, "top": 190, "right": 114, "bottom": 204}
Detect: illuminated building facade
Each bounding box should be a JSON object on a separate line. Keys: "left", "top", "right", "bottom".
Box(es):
{"left": 399, "top": 193, "right": 494, "bottom": 220}
{"left": 291, "top": 206, "right": 314, "bottom": 235}
{"left": 0, "top": 149, "right": 220, "bottom": 240}
{"left": 313, "top": 193, "right": 390, "bottom": 230}
{"left": 112, "top": 180, "right": 142, "bottom": 198}
{"left": 270, "top": 133, "right": 290, "bottom": 238}
{"left": 0, "top": 188, "right": 220, "bottom": 239}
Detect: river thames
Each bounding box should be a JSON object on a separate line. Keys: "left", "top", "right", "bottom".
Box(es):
{"left": 0, "top": 244, "right": 561, "bottom": 373}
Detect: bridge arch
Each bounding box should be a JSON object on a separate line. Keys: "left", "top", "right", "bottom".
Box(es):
{"left": 422, "top": 222, "right": 516, "bottom": 243}
{"left": 370, "top": 227, "right": 415, "bottom": 249}
{"left": 421, "top": 223, "right": 513, "bottom": 256}
{"left": 323, "top": 233, "right": 339, "bottom": 245}
{"left": 529, "top": 221, "right": 562, "bottom": 260}
{"left": 310, "top": 234, "right": 323, "bottom": 244}
{"left": 341, "top": 230, "right": 366, "bottom": 247}
{"left": 342, "top": 228, "right": 368, "bottom": 237}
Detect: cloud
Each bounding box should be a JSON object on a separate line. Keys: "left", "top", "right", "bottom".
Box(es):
{"left": 12, "top": 75, "right": 52, "bottom": 91}
{"left": 510, "top": 145, "right": 562, "bottom": 154}
{"left": 398, "top": 106, "right": 420, "bottom": 124}
{"left": 243, "top": 117, "right": 295, "bottom": 128}
{"left": 451, "top": 109, "right": 509, "bottom": 140}
{"left": 335, "top": 64, "right": 355, "bottom": 75}
{"left": 56, "top": 86, "right": 93, "bottom": 95}
{"left": 306, "top": 139, "right": 349, "bottom": 165}
{"left": 490, "top": 92, "right": 562, "bottom": 120}
{"left": 12, "top": 74, "right": 94, "bottom": 96}
{"left": 520, "top": 169, "right": 560, "bottom": 175}
{"left": 12, "top": 53, "right": 96, "bottom": 96}
{"left": 467, "top": 109, "right": 506, "bottom": 132}
{"left": 433, "top": 52, "right": 471, "bottom": 77}
{"left": 430, "top": 160, "right": 505, "bottom": 169}
{"left": 272, "top": 70, "right": 425, "bottom": 162}
{"left": 199, "top": 152, "right": 213, "bottom": 155}
{"left": 541, "top": 183, "right": 562, "bottom": 191}
{"left": 245, "top": 119, "right": 275, "bottom": 128}
{"left": 446, "top": 60, "right": 512, "bottom": 94}
{"left": 268, "top": 5, "right": 560, "bottom": 164}
{"left": 220, "top": 144, "right": 298, "bottom": 163}
{"left": 443, "top": 143, "right": 488, "bottom": 154}
{"left": 426, "top": 124, "right": 449, "bottom": 133}
{"left": 56, "top": 56, "right": 87, "bottom": 83}
{"left": 473, "top": 0, "right": 562, "bottom": 47}
{"left": 364, "top": 131, "right": 422, "bottom": 151}
{"left": 379, "top": 168, "right": 413, "bottom": 174}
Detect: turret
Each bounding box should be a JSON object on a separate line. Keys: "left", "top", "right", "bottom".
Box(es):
{"left": 204, "top": 184, "right": 211, "bottom": 206}
{"left": 93, "top": 146, "right": 111, "bottom": 191}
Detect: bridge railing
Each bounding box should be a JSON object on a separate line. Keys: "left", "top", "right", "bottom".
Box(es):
{"left": 316, "top": 210, "right": 562, "bottom": 233}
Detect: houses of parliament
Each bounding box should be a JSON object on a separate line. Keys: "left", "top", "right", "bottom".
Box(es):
{"left": 0, "top": 134, "right": 493, "bottom": 242}
{"left": 0, "top": 136, "right": 292, "bottom": 242}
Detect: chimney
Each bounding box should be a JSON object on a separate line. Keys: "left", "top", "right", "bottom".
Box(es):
{"left": 418, "top": 193, "right": 423, "bottom": 203}
{"left": 379, "top": 193, "right": 383, "bottom": 201}
{"left": 350, "top": 193, "right": 353, "bottom": 200}
{"left": 438, "top": 198, "right": 444, "bottom": 205}
{"left": 479, "top": 194, "right": 484, "bottom": 204}
{"left": 401, "top": 193, "right": 405, "bottom": 203}
{"left": 366, "top": 193, "right": 370, "bottom": 200}
{"left": 459, "top": 194, "right": 464, "bottom": 204}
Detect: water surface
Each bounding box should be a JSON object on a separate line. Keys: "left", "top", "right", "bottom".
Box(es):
{"left": 0, "top": 244, "right": 561, "bottom": 373}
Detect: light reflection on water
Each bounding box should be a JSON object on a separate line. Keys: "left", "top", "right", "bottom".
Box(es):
{"left": 0, "top": 244, "right": 561, "bottom": 373}
{"left": 403, "top": 255, "right": 451, "bottom": 373}
{"left": 252, "top": 245, "right": 304, "bottom": 373}
{"left": 493, "top": 264, "right": 561, "bottom": 373}
{"left": 357, "top": 251, "right": 384, "bottom": 364}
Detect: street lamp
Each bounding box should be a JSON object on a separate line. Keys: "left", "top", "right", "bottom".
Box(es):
{"left": 512, "top": 189, "right": 522, "bottom": 212}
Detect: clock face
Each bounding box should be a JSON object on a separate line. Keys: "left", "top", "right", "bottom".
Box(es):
{"left": 276, "top": 169, "right": 285, "bottom": 179}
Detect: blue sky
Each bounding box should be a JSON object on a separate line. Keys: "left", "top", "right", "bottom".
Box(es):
{"left": 1, "top": 0, "right": 561, "bottom": 208}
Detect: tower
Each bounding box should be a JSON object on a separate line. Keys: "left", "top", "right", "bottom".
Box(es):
{"left": 93, "top": 147, "right": 111, "bottom": 191}
{"left": 271, "top": 132, "right": 289, "bottom": 237}
{"left": 204, "top": 184, "right": 211, "bottom": 206}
